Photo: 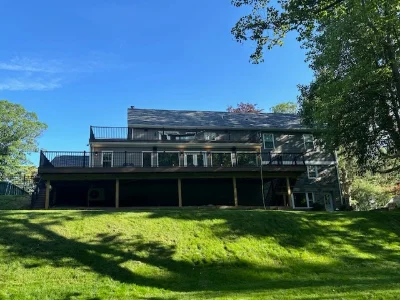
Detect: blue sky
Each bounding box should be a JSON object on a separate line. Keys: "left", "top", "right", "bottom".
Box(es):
{"left": 0, "top": 0, "right": 312, "bottom": 165}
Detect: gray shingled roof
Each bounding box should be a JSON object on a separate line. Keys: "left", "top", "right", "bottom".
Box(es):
{"left": 128, "top": 108, "right": 305, "bottom": 130}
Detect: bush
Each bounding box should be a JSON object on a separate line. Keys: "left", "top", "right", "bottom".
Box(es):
{"left": 352, "top": 176, "right": 392, "bottom": 211}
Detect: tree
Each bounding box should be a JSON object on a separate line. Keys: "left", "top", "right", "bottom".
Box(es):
{"left": 227, "top": 102, "right": 263, "bottom": 113}
{"left": 232, "top": 0, "right": 400, "bottom": 173}
{"left": 0, "top": 100, "right": 47, "bottom": 180}
{"left": 270, "top": 102, "right": 297, "bottom": 114}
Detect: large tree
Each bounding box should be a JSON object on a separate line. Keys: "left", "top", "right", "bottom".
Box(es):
{"left": 0, "top": 100, "right": 47, "bottom": 180}
{"left": 232, "top": 0, "right": 400, "bottom": 173}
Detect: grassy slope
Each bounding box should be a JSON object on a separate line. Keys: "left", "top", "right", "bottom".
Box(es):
{"left": 0, "top": 209, "right": 399, "bottom": 299}
{"left": 0, "top": 195, "right": 30, "bottom": 210}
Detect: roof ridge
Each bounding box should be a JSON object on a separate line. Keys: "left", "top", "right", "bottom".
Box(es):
{"left": 127, "top": 107, "right": 297, "bottom": 117}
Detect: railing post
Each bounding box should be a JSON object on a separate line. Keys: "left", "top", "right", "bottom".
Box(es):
{"left": 83, "top": 151, "right": 86, "bottom": 168}
{"left": 124, "top": 151, "right": 127, "bottom": 166}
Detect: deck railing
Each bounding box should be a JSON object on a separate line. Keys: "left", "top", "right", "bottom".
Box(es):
{"left": 40, "top": 151, "right": 305, "bottom": 168}
{"left": 90, "top": 126, "right": 260, "bottom": 143}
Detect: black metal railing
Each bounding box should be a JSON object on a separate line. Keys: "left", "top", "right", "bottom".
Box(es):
{"left": 90, "top": 126, "right": 260, "bottom": 143}
{"left": 40, "top": 151, "right": 305, "bottom": 168}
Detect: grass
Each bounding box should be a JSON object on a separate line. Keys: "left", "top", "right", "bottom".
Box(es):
{"left": 0, "top": 209, "right": 399, "bottom": 299}
{"left": 0, "top": 195, "right": 30, "bottom": 210}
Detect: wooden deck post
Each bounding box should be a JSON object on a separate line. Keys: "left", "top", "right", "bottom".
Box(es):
{"left": 178, "top": 179, "right": 182, "bottom": 207}
{"left": 286, "top": 177, "right": 294, "bottom": 208}
{"left": 233, "top": 177, "right": 238, "bottom": 207}
{"left": 45, "top": 180, "right": 50, "bottom": 209}
{"left": 115, "top": 179, "right": 120, "bottom": 208}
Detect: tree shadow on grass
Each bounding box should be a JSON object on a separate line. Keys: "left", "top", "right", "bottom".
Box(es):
{"left": 0, "top": 210, "right": 399, "bottom": 297}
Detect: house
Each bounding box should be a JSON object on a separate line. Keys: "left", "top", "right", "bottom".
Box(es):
{"left": 35, "top": 107, "right": 341, "bottom": 210}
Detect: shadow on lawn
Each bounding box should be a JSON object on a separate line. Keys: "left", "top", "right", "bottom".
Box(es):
{"left": 0, "top": 210, "right": 399, "bottom": 296}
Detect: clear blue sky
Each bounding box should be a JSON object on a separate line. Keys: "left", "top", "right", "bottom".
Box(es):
{"left": 0, "top": 0, "right": 312, "bottom": 165}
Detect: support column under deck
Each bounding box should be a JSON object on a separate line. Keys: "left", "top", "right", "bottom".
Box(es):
{"left": 115, "top": 179, "right": 120, "bottom": 208}
{"left": 178, "top": 178, "right": 182, "bottom": 207}
{"left": 233, "top": 177, "right": 238, "bottom": 207}
{"left": 286, "top": 177, "right": 294, "bottom": 208}
{"left": 45, "top": 180, "right": 50, "bottom": 209}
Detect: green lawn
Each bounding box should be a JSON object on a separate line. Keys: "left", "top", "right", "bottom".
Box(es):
{"left": 0, "top": 209, "right": 399, "bottom": 299}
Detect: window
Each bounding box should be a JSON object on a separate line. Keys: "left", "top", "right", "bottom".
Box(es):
{"left": 211, "top": 153, "right": 232, "bottom": 167}
{"left": 184, "top": 152, "right": 206, "bottom": 167}
{"left": 263, "top": 133, "right": 275, "bottom": 150}
{"left": 158, "top": 152, "right": 180, "bottom": 167}
{"left": 307, "top": 166, "right": 318, "bottom": 179}
{"left": 204, "top": 132, "right": 217, "bottom": 141}
{"left": 303, "top": 134, "right": 315, "bottom": 150}
{"left": 101, "top": 151, "right": 113, "bottom": 168}
{"left": 293, "top": 192, "right": 314, "bottom": 208}
{"left": 142, "top": 152, "right": 152, "bottom": 167}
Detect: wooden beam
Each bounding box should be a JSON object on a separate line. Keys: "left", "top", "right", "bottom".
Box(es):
{"left": 115, "top": 179, "right": 120, "bottom": 208}
{"left": 233, "top": 177, "right": 238, "bottom": 207}
{"left": 178, "top": 178, "right": 182, "bottom": 207}
{"left": 286, "top": 177, "right": 293, "bottom": 208}
{"left": 45, "top": 180, "right": 50, "bottom": 209}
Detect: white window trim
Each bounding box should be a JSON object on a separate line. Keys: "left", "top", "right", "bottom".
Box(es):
{"left": 307, "top": 166, "right": 319, "bottom": 179}
{"left": 142, "top": 151, "right": 155, "bottom": 167}
{"left": 157, "top": 151, "right": 181, "bottom": 167}
{"left": 303, "top": 134, "right": 315, "bottom": 150}
{"left": 292, "top": 192, "right": 315, "bottom": 208}
{"left": 210, "top": 151, "right": 234, "bottom": 167}
{"left": 262, "top": 133, "right": 275, "bottom": 150}
{"left": 101, "top": 151, "right": 113, "bottom": 168}
{"left": 184, "top": 151, "right": 207, "bottom": 167}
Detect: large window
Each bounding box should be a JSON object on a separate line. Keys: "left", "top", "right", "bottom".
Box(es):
{"left": 263, "top": 133, "right": 275, "bottom": 150}
{"left": 293, "top": 192, "right": 314, "bottom": 208}
{"left": 184, "top": 152, "right": 206, "bottom": 167}
{"left": 101, "top": 151, "right": 113, "bottom": 168}
{"left": 158, "top": 152, "right": 180, "bottom": 167}
{"left": 303, "top": 134, "right": 315, "bottom": 150}
{"left": 307, "top": 166, "right": 319, "bottom": 179}
{"left": 237, "top": 153, "right": 259, "bottom": 166}
{"left": 211, "top": 153, "right": 232, "bottom": 167}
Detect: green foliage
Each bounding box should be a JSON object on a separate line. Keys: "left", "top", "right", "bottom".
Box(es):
{"left": 0, "top": 210, "right": 399, "bottom": 298}
{"left": 227, "top": 102, "right": 263, "bottom": 113}
{"left": 351, "top": 173, "right": 393, "bottom": 211}
{"left": 0, "top": 195, "right": 30, "bottom": 210}
{"left": 232, "top": 0, "right": 400, "bottom": 173}
{"left": 270, "top": 102, "right": 298, "bottom": 114}
{"left": 0, "top": 100, "right": 47, "bottom": 180}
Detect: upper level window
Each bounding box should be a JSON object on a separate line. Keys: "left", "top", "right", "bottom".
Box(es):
{"left": 263, "top": 133, "right": 275, "bottom": 150}
{"left": 307, "top": 166, "right": 318, "bottom": 179}
{"left": 303, "top": 134, "right": 315, "bottom": 150}
{"left": 204, "top": 132, "right": 217, "bottom": 141}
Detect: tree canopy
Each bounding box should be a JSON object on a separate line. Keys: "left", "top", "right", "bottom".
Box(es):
{"left": 0, "top": 100, "right": 47, "bottom": 180}
{"left": 232, "top": 0, "right": 400, "bottom": 173}
{"left": 270, "top": 102, "right": 297, "bottom": 114}
{"left": 227, "top": 102, "right": 264, "bottom": 113}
